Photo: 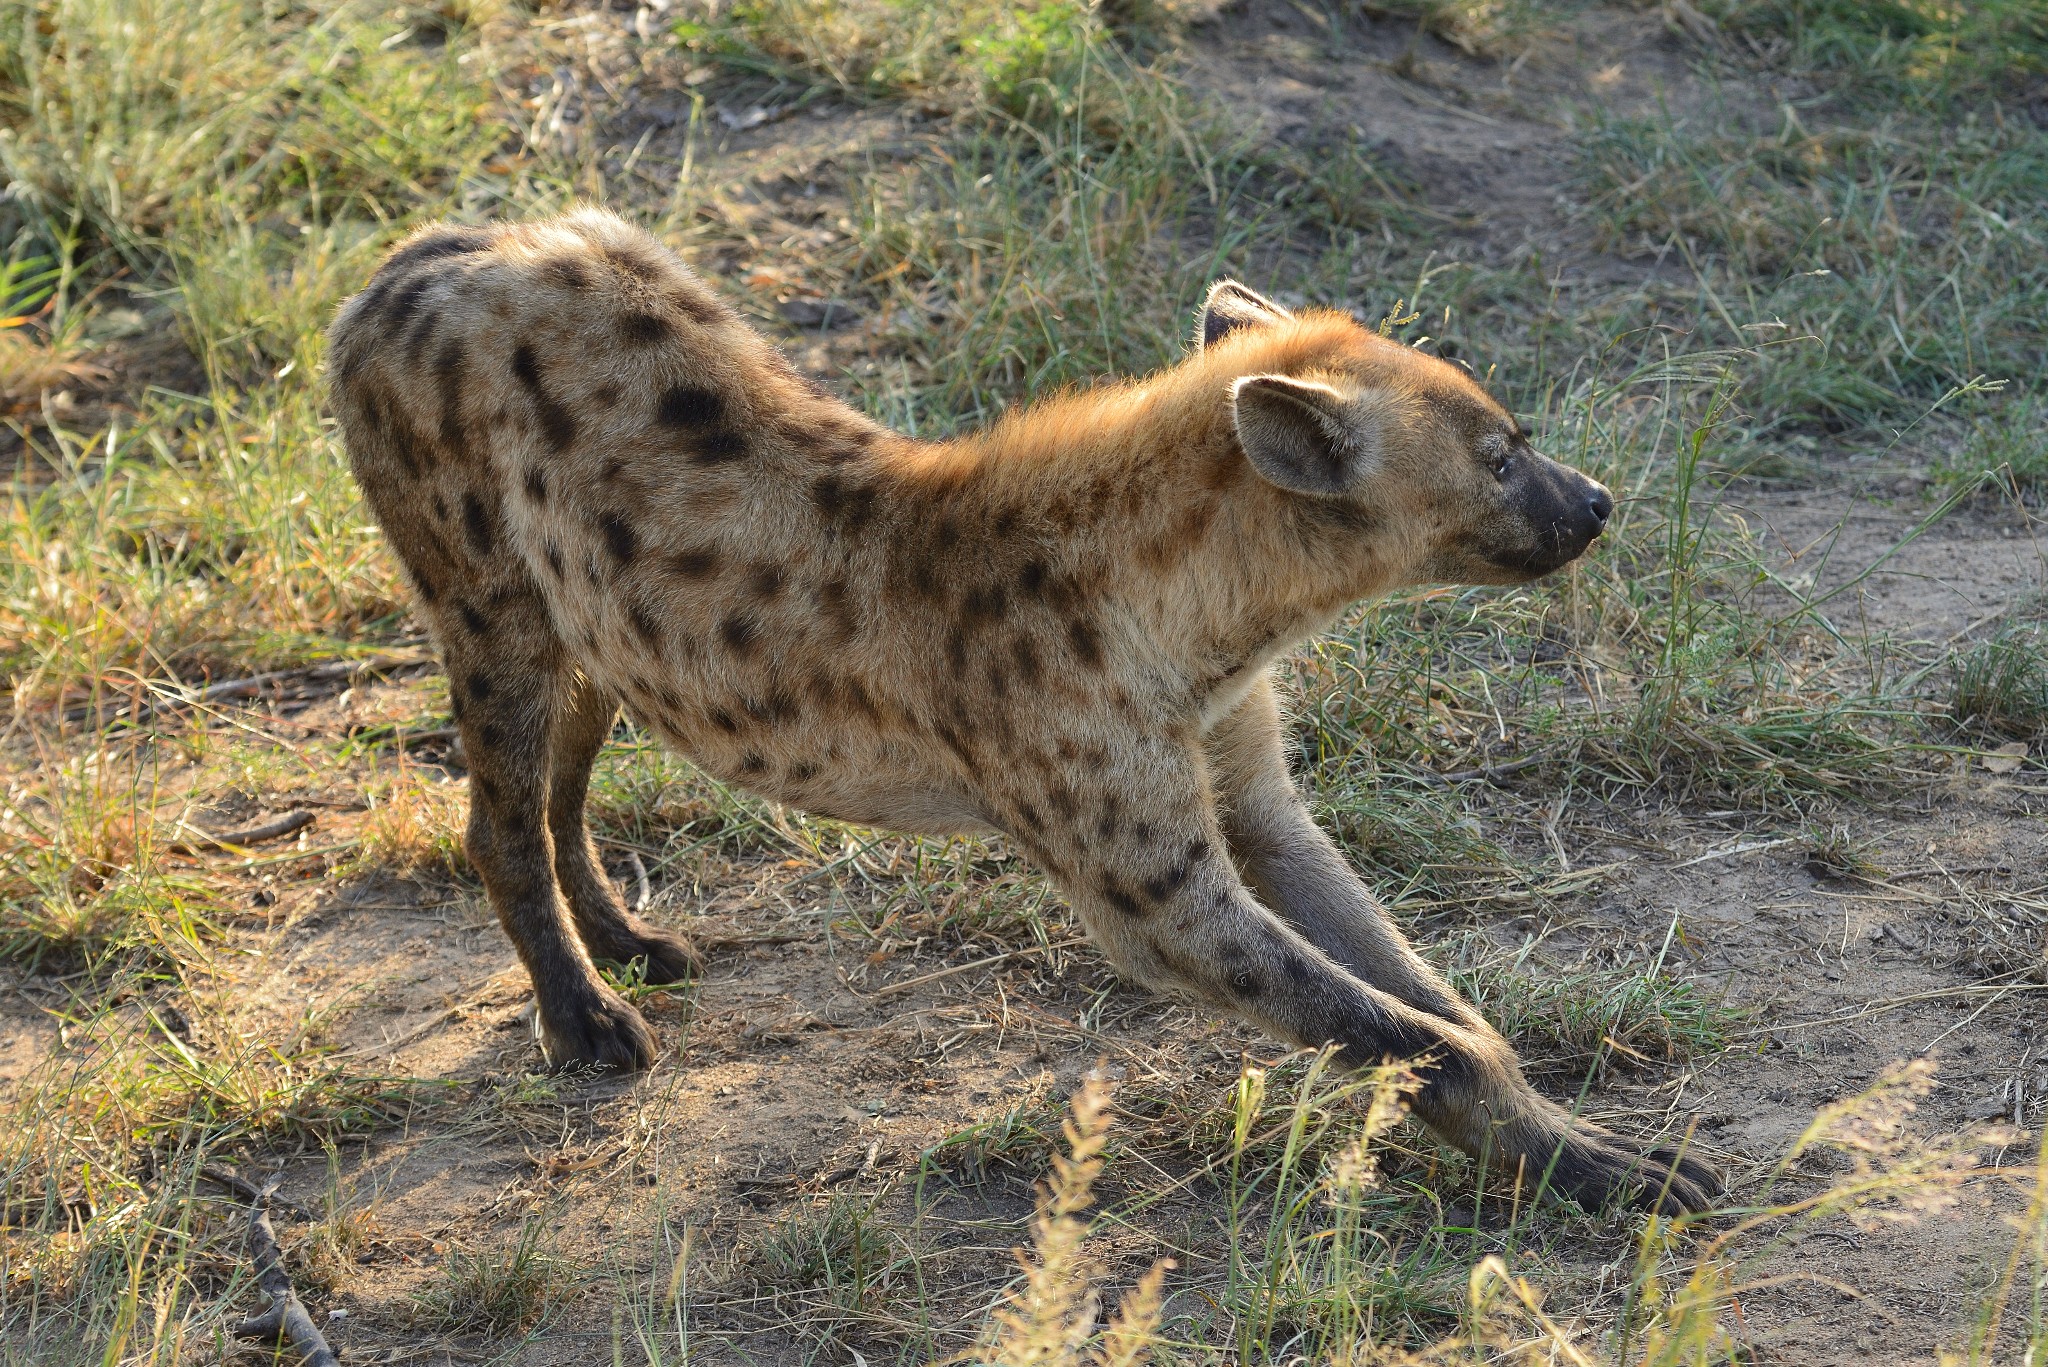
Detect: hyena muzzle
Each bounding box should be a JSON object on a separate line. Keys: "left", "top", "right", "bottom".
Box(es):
{"left": 327, "top": 209, "right": 1718, "bottom": 1215}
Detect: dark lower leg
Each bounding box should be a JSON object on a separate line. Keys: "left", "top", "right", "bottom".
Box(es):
{"left": 447, "top": 628, "right": 656, "bottom": 1070}
{"left": 547, "top": 677, "right": 699, "bottom": 981}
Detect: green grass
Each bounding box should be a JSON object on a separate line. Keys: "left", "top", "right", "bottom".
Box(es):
{"left": 1440, "top": 930, "right": 1737, "bottom": 1078}
{"left": 1937, "top": 390, "right": 2048, "bottom": 503}
{"left": 1703, "top": 0, "right": 2048, "bottom": 107}
{"left": 1948, "top": 622, "right": 2048, "bottom": 741}
{"left": 414, "top": 1213, "right": 578, "bottom": 1336}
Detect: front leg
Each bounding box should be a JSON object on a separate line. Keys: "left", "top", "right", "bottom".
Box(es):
{"left": 1007, "top": 721, "right": 1717, "bottom": 1215}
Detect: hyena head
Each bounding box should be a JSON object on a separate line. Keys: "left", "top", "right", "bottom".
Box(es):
{"left": 1198, "top": 280, "right": 1615, "bottom": 587}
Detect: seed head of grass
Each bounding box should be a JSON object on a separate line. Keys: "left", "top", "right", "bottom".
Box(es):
{"left": 981, "top": 1071, "right": 1172, "bottom": 1367}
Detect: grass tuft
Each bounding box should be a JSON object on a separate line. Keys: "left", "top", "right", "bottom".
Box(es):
{"left": 414, "top": 1214, "right": 576, "bottom": 1336}
{"left": 1948, "top": 622, "right": 2048, "bottom": 742}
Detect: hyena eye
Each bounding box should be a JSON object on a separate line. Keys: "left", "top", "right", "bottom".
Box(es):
{"left": 1490, "top": 449, "right": 1512, "bottom": 481}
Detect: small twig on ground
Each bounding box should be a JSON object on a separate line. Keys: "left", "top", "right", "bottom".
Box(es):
{"left": 64, "top": 653, "right": 434, "bottom": 725}
{"left": 198, "top": 1165, "right": 312, "bottom": 1221}
{"left": 857, "top": 939, "right": 1089, "bottom": 1001}
{"left": 1669, "top": 836, "right": 1796, "bottom": 870}
{"left": 1428, "top": 754, "right": 1551, "bottom": 785}
{"left": 626, "top": 849, "right": 651, "bottom": 914}
{"left": 235, "top": 1175, "right": 341, "bottom": 1367}
{"left": 170, "top": 810, "right": 314, "bottom": 854}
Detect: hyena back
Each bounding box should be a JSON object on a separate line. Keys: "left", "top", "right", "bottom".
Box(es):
{"left": 327, "top": 208, "right": 1717, "bottom": 1215}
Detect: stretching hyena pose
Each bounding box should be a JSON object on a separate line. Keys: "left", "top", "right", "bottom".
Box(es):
{"left": 329, "top": 209, "right": 1718, "bottom": 1214}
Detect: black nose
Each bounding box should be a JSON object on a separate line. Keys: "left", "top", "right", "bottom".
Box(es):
{"left": 1587, "top": 487, "right": 1614, "bottom": 529}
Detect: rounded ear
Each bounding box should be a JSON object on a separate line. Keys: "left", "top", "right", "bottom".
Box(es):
{"left": 1230, "top": 375, "right": 1379, "bottom": 495}
{"left": 1196, "top": 280, "right": 1294, "bottom": 350}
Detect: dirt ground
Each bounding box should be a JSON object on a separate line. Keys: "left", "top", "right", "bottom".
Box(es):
{"left": 5, "top": 3, "right": 2044, "bottom": 1363}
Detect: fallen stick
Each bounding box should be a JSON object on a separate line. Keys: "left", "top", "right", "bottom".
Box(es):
{"left": 235, "top": 1175, "right": 341, "bottom": 1367}
{"left": 198, "top": 1165, "right": 312, "bottom": 1221}
{"left": 64, "top": 653, "right": 434, "bottom": 725}
{"left": 170, "top": 810, "right": 314, "bottom": 854}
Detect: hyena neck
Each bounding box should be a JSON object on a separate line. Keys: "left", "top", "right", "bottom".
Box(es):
{"left": 916, "top": 338, "right": 1401, "bottom": 711}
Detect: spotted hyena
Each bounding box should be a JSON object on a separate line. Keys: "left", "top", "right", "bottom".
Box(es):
{"left": 327, "top": 208, "right": 1718, "bottom": 1214}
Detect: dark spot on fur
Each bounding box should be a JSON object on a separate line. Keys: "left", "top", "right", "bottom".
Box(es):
{"left": 1068, "top": 618, "right": 1104, "bottom": 668}
{"left": 1141, "top": 841, "right": 1208, "bottom": 903}
{"left": 720, "top": 614, "right": 758, "bottom": 654}
{"left": 693, "top": 429, "right": 748, "bottom": 464}
{"left": 842, "top": 678, "right": 882, "bottom": 720}
{"left": 434, "top": 341, "right": 470, "bottom": 459}
{"left": 1015, "top": 800, "right": 1044, "bottom": 833}
{"left": 946, "top": 629, "right": 968, "bottom": 673}
{"left": 656, "top": 386, "right": 722, "bottom": 428}
{"left": 1101, "top": 881, "right": 1145, "bottom": 918}
{"left": 739, "top": 752, "right": 768, "bottom": 775}
{"left": 818, "top": 578, "right": 858, "bottom": 639}
{"left": 382, "top": 276, "right": 431, "bottom": 325}
{"left": 1019, "top": 559, "right": 1049, "bottom": 597}
{"left": 592, "top": 384, "right": 620, "bottom": 407}
{"left": 1294, "top": 499, "right": 1383, "bottom": 541}
{"left": 1009, "top": 637, "right": 1042, "bottom": 686}
{"left": 671, "top": 547, "right": 720, "bottom": 579}
{"left": 598, "top": 512, "right": 637, "bottom": 563}
{"left": 961, "top": 584, "right": 1007, "bottom": 626}
{"left": 668, "top": 287, "right": 722, "bottom": 324}
{"left": 628, "top": 600, "right": 660, "bottom": 645}
{"left": 791, "top": 761, "right": 820, "bottom": 782}
{"left": 510, "top": 344, "right": 576, "bottom": 451}
{"left": 524, "top": 467, "right": 548, "bottom": 503}
{"left": 431, "top": 493, "right": 449, "bottom": 522}
{"left": 468, "top": 673, "right": 493, "bottom": 702}
{"left": 620, "top": 312, "right": 670, "bottom": 345}
{"left": 545, "top": 543, "right": 564, "bottom": 578}
{"left": 461, "top": 493, "right": 493, "bottom": 554}
{"left": 547, "top": 256, "right": 593, "bottom": 292}
{"left": 811, "top": 475, "right": 878, "bottom": 532}
{"left": 750, "top": 564, "right": 785, "bottom": 599}
{"left": 403, "top": 305, "right": 440, "bottom": 369}
{"left": 604, "top": 245, "right": 662, "bottom": 281}
{"left": 709, "top": 708, "right": 740, "bottom": 734}
{"left": 383, "top": 229, "right": 491, "bottom": 277}
{"left": 749, "top": 689, "right": 801, "bottom": 724}
{"left": 480, "top": 722, "right": 503, "bottom": 748}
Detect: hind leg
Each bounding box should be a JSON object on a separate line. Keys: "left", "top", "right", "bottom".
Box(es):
{"left": 547, "top": 675, "right": 700, "bottom": 983}
{"left": 438, "top": 598, "right": 657, "bottom": 1070}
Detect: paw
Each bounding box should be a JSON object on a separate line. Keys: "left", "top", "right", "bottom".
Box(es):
{"left": 535, "top": 987, "right": 659, "bottom": 1072}
{"left": 613, "top": 918, "right": 702, "bottom": 985}
{"left": 583, "top": 916, "right": 702, "bottom": 985}
{"left": 1545, "top": 1127, "right": 1723, "bottom": 1216}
